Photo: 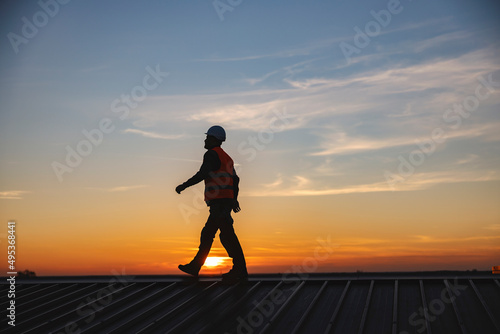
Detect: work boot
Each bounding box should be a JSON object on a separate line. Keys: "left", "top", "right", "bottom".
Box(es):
{"left": 178, "top": 263, "right": 200, "bottom": 277}
{"left": 222, "top": 268, "right": 248, "bottom": 281}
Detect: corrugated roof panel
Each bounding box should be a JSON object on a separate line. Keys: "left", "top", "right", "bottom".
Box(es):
{"left": 397, "top": 279, "right": 423, "bottom": 334}
{"left": 470, "top": 279, "right": 500, "bottom": 333}
{"left": 331, "top": 280, "right": 371, "bottom": 333}
{"left": 364, "top": 280, "right": 394, "bottom": 334}
{"left": 295, "top": 280, "right": 348, "bottom": 333}
{"left": 1, "top": 273, "right": 499, "bottom": 334}
{"left": 422, "top": 279, "right": 461, "bottom": 334}
{"left": 452, "top": 279, "right": 498, "bottom": 334}
{"left": 269, "top": 281, "right": 325, "bottom": 333}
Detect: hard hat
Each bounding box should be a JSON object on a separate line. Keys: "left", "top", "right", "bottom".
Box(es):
{"left": 205, "top": 125, "right": 226, "bottom": 141}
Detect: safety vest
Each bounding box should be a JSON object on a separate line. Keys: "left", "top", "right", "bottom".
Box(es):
{"left": 204, "top": 147, "right": 234, "bottom": 202}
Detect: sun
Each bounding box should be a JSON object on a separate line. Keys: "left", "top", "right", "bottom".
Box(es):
{"left": 204, "top": 257, "right": 226, "bottom": 267}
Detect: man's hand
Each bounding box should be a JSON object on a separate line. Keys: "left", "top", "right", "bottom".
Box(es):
{"left": 233, "top": 199, "right": 241, "bottom": 213}
{"left": 175, "top": 184, "right": 186, "bottom": 194}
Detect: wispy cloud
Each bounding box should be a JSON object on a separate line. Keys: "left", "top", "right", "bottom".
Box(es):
{"left": 242, "top": 58, "right": 322, "bottom": 86}
{"left": 413, "top": 234, "right": 500, "bottom": 243}
{"left": 0, "top": 190, "right": 30, "bottom": 200}
{"left": 456, "top": 154, "right": 479, "bottom": 165}
{"left": 85, "top": 185, "right": 149, "bottom": 192}
{"left": 483, "top": 224, "right": 500, "bottom": 231}
{"left": 311, "top": 123, "right": 500, "bottom": 156}
{"left": 194, "top": 17, "right": 453, "bottom": 64}
{"left": 123, "top": 129, "right": 186, "bottom": 140}
{"left": 194, "top": 54, "right": 279, "bottom": 62}
{"left": 285, "top": 47, "right": 499, "bottom": 94}
{"left": 387, "top": 17, "right": 455, "bottom": 35}
{"left": 311, "top": 131, "right": 412, "bottom": 156}
{"left": 284, "top": 77, "right": 334, "bottom": 90}
{"left": 263, "top": 174, "right": 284, "bottom": 189}
{"left": 107, "top": 185, "right": 148, "bottom": 192}
{"left": 411, "top": 30, "right": 472, "bottom": 53}
{"left": 247, "top": 169, "right": 500, "bottom": 197}
{"left": 387, "top": 102, "right": 416, "bottom": 118}
{"left": 129, "top": 45, "right": 500, "bottom": 138}
{"left": 193, "top": 38, "right": 340, "bottom": 63}
{"left": 187, "top": 104, "right": 304, "bottom": 131}
{"left": 242, "top": 70, "right": 281, "bottom": 86}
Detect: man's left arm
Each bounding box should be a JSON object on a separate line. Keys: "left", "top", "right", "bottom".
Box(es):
{"left": 232, "top": 168, "right": 241, "bottom": 213}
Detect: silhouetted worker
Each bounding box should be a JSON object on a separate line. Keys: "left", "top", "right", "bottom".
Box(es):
{"left": 176, "top": 125, "right": 248, "bottom": 281}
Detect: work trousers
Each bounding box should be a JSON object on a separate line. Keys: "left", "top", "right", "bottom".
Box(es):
{"left": 192, "top": 201, "right": 247, "bottom": 271}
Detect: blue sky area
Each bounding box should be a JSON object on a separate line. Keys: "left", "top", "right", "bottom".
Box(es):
{"left": 2, "top": 0, "right": 499, "bottom": 196}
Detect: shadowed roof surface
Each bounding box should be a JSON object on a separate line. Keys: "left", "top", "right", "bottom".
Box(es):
{"left": 1, "top": 271, "right": 499, "bottom": 334}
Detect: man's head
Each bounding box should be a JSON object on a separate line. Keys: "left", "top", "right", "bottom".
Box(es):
{"left": 204, "top": 125, "right": 225, "bottom": 149}
{"left": 204, "top": 135, "right": 222, "bottom": 149}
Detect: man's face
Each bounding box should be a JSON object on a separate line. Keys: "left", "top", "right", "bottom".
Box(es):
{"left": 204, "top": 135, "right": 219, "bottom": 149}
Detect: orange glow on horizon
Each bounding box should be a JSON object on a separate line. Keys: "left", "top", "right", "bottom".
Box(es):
{"left": 5, "top": 235, "right": 498, "bottom": 276}
{"left": 204, "top": 256, "right": 228, "bottom": 268}
{"left": 1, "top": 185, "right": 499, "bottom": 277}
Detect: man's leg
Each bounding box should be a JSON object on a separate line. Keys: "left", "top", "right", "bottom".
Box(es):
{"left": 190, "top": 205, "right": 220, "bottom": 268}
{"left": 219, "top": 206, "right": 247, "bottom": 274}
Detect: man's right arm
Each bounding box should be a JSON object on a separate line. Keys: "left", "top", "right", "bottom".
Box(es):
{"left": 176, "top": 150, "right": 220, "bottom": 193}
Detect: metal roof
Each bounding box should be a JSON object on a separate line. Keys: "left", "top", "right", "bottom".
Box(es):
{"left": 1, "top": 272, "right": 499, "bottom": 334}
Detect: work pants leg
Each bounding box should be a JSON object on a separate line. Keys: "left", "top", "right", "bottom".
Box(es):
{"left": 191, "top": 207, "right": 220, "bottom": 268}
{"left": 218, "top": 206, "right": 247, "bottom": 272}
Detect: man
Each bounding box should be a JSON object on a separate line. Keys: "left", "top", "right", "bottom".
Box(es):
{"left": 175, "top": 125, "right": 248, "bottom": 281}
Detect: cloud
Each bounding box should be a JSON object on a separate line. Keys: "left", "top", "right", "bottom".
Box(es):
{"left": 311, "top": 122, "right": 500, "bottom": 156}
{"left": 386, "top": 102, "right": 415, "bottom": 118}
{"left": 192, "top": 38, "right": 342, "bottom": 63}
{"left": 0, "top": 190, "right": 30, "bottom": 200}
{"left": 193, "top": 18, "right": 453, "bottom": 64}
{"left": 483, "top": 224, "right": 500, "bottom": 231}
{"left": 85, "top": 185, "right": 148, "bottom": 192}
{"left": 128, "top": 45, "right": 500, "bottom": 141}
{"left": 107, "top": 185, "right": 148, "bottom": 192}
{"left": 411, "top": 31, "right": 473, "bottom": 53}
{"left": 311, "top": 131, "right": 413, "bottom": 156}
{"left": 242, "top": 70, "right": 280, "bottom": 86}
{"left": 313, "top": 158, "right": 345, "bottom": 177}
{"left": 456, "top": 154, "right": 479, "bottom": 165}
{"left": 242, "top": 58, "right": 322, "bottom": 86}
{"left": 123, "top": 129, "right": 186, "bottom": 140}
{"left": 125, "top": 45, "right": 499, "bottom": 195}
{"left": 263, "top": 174, "right": 283, "bottom": 188}
{"left": 284, "top": 78, "right": 334, "bottom": 90}
{"left": 187, "top": 104, "right": 304, "bottom": 132}
{"left": 194, "top": 55, "right": 278, "bottom": 62}
{"left": 285, "top": 47, "right": 499, "bottom": 95}
{"left": 246, "top": 169, "right": 500, "bottom": 197}
{"left": 413, "top": 235, "right": 500, "bottom": 243}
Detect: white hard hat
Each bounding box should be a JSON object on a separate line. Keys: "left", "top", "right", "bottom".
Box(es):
{"left": 205, "top": 125, "right": 226, "bottom": 141}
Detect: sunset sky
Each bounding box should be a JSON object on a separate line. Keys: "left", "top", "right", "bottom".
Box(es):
{"left": 1, "top": 0, "right": 499, "bottom": 276}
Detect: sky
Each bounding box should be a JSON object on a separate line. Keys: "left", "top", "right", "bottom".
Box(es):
{"left": 0, "top": 0, "right": 499, "bottom": 276}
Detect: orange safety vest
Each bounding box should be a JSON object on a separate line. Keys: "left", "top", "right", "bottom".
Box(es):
{"left": 204, "top": 147, "right": 235, "bottom": 202}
